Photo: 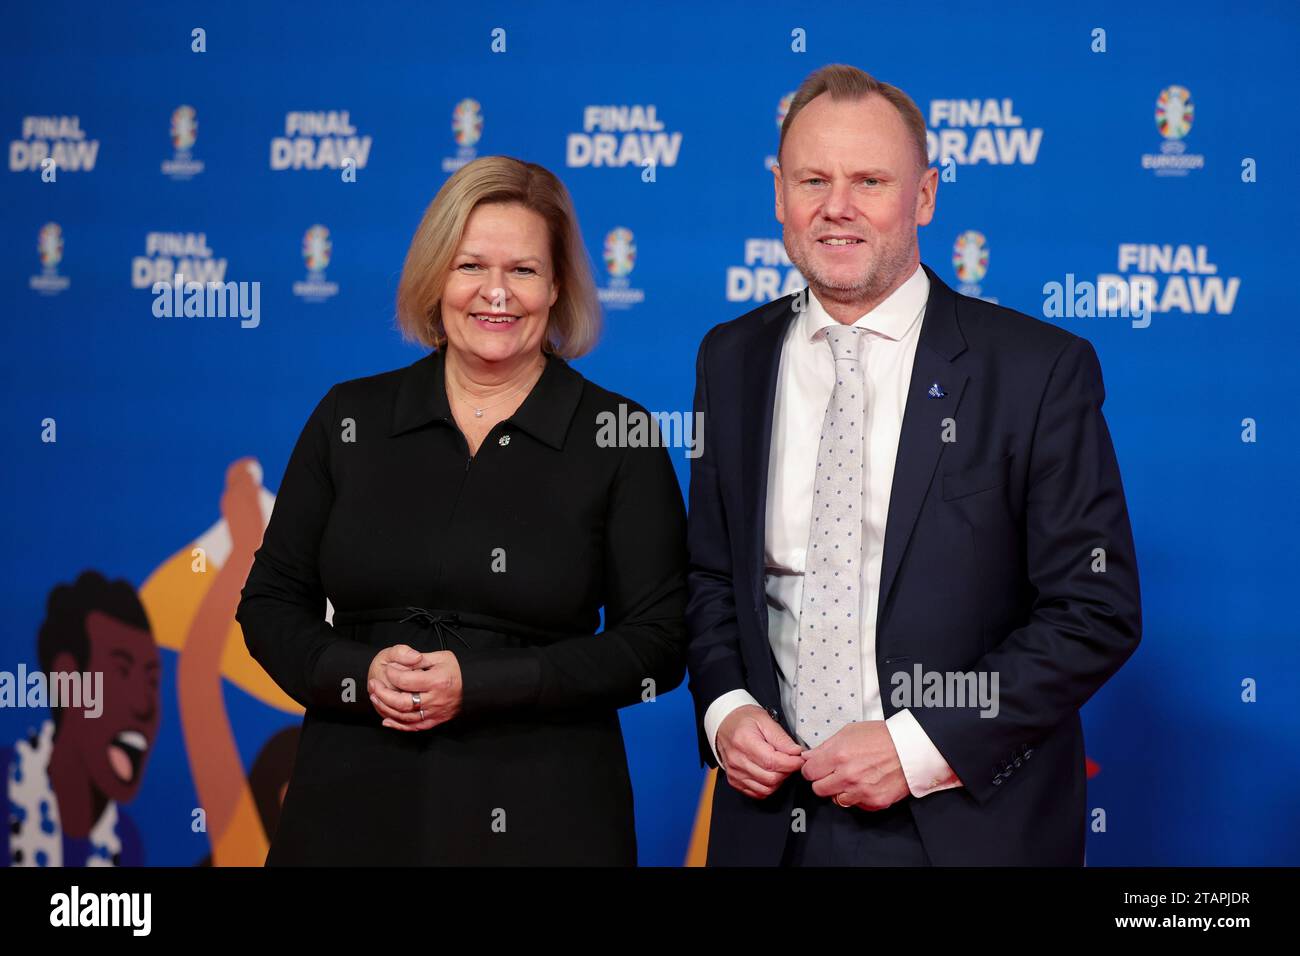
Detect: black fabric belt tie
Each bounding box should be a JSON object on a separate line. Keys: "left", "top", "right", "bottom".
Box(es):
{"left": 330, "top": 606, "right": 469, "bottom": 651}
{"left": 332, "top": 605, "right": 584, "bottom": 648}
{"left": 395, "top": 607, "right": 469, "bottom": 651}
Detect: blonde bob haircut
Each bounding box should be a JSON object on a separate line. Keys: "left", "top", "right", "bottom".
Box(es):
{"left": 396, "top": 155, "right": 602, "bottom": 359}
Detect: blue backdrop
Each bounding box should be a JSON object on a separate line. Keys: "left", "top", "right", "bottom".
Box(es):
{"left": 3, "top": 0, "right": 1297, "bottom": 866}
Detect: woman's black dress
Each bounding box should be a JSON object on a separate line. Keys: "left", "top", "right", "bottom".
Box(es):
{"left": 235, "top": 349, "right": 687, "bottom": 865}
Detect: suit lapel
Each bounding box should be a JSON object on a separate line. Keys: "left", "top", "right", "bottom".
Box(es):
{"left": 741, "top": 295, "right": 798, "bottom": 618}
{"left": 876, "top": 265, "right": 969, "bottom": 621}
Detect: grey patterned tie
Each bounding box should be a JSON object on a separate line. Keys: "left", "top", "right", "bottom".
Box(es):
{"left": 794, "top": 324, "right": 867, "bottom": 747}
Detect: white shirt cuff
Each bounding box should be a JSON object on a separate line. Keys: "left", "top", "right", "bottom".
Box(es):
{"left": 885, "top": 708, "right": 963, "bottom": 798}
{"left": 703, "top": 689, "right": 761, "bottom": 768}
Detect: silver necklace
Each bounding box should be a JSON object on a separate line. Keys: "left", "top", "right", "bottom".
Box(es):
{"left": 449, "top": 359, "right": 544, "bottom": 418}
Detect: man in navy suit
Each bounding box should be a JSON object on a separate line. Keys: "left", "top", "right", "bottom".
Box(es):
{"left": 685, "top": 64, "right": 1141, "bottom": 866}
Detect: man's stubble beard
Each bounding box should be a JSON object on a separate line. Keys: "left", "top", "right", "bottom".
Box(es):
{"left": 784, "top": 226, "right": 918, "bottom": 308}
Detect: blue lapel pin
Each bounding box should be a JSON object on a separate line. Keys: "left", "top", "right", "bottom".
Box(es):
{"left": 927, "top": 382, "right": 947, "bottom": 399}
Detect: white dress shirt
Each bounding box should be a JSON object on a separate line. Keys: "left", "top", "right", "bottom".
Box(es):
{"left": 703, "top": 263, "right": 963, "bottom": 799}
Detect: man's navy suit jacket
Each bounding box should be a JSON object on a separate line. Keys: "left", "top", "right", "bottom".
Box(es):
{"left": 685, "top": 263, "right": 1142, "bottom": 866}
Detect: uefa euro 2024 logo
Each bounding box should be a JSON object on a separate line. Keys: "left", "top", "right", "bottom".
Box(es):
{"left": 442, "top": 98, "right": 483, "bottom": 173}
{"left": 1143, "top": 85, "right": 1202, "bottom": 176}
{"left": 1155, "top": 85, "right": 1194, "bottom": 141}
{"left": 31, "top": 222, "right": 70, "bottom": 295}
{"left": 171, "top": 106, "right": 197, "bottom": 151}
{"left": 453, "top": 98, "right": 483, "bottom": 148}
{"left": 293, "top": 225, "right": 338, "bottom": 303}
{"left": 39, "top": 222, "right": 63, "bottom": 270}
{"left": 162, "top": 105, "right": 204, "bottom": 179}
{"left": 302, "top": 225, "right": 332, "bottom": 274}
{"left": 951, "top": 230, "right": 998, "bottom": 303}
{"left": 597, "top": 227, "right": 644, "bottom": 310}
{"left": 952, "top": 229, "right": 989, "bottom": 290}
{"left": 604, "top": 227, "right": 636, "bottom": 279}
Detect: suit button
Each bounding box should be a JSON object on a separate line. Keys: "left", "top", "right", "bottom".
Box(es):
{"left": 767, "top": 707, "right": 779, "bottom": 720}
{"left": 991, "top": 775, "right": 1003, "bottom": 786}
{"left": 1013, "top": 757, "right": 1023, "bottom": 769}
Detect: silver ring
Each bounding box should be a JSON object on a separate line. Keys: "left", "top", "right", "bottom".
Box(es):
{"left": 418, "top": 708, "right": 425, "bottom": 720}
{"left": 410, "top": 692, "right": 421, "bottom": 708}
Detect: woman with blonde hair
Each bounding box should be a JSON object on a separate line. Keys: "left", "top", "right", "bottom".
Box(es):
{"left": 237, "top": 156, "right": 687, "bottom": 865}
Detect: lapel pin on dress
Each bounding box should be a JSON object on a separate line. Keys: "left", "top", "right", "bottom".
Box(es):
{"left": 927, "top": 382, "right": 947, "bottom": 399}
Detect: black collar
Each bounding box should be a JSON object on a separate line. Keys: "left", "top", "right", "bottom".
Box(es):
{"left": 388, "top": 349, "right": 585, "bottom": 450}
